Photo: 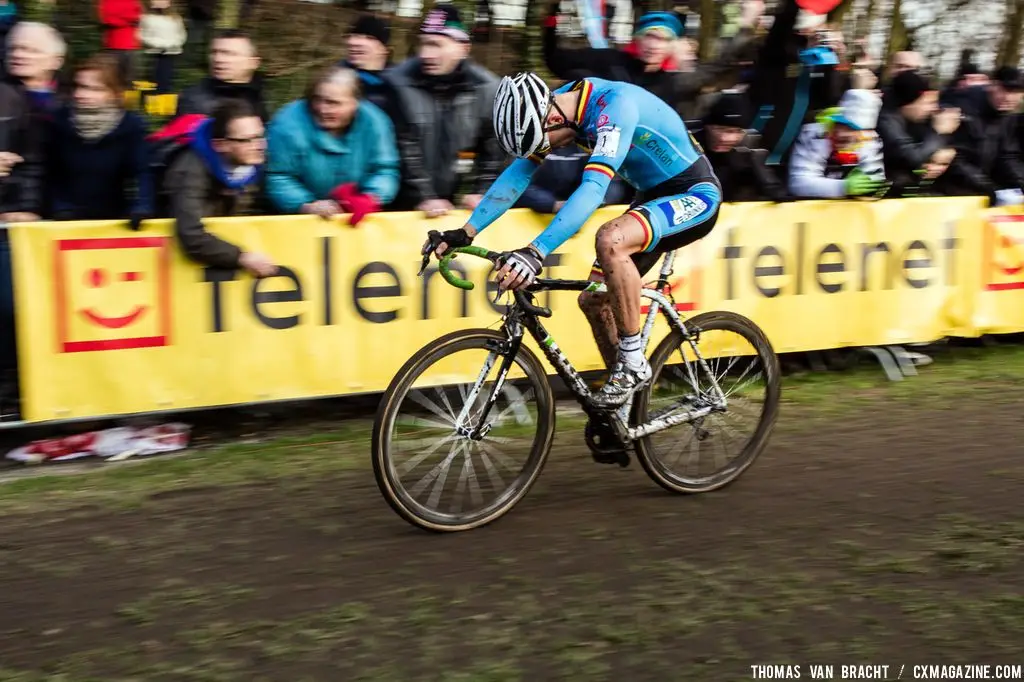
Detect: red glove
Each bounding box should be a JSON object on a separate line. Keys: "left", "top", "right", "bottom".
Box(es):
{"left": 329, "top": 182, "right": 381, "bottom": 227}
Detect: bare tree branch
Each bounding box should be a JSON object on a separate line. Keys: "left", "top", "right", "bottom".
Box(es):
{"left": 997, "top": 0, "right": 1024, "bottom": 65}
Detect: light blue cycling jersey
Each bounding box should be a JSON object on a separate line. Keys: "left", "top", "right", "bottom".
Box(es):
{"left": 466, "top": 77, "right": 710, "bottom": 258}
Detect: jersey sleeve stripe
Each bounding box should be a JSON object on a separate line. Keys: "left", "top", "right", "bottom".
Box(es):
{"left": 584, "top": 162, "right": 615, "bottom": 179}
{"left": 575, "top": 80, "right": 594, "bottom": 123}
{"left": 627, "top": 209, "right": 655, "bottom": 252}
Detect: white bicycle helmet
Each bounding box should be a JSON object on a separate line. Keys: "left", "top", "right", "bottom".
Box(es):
{"left": 493, "top": 72, "right": 551, "bottom": 158}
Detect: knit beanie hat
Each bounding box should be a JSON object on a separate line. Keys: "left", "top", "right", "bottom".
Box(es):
{"left": 350, "top": 14, "right": 391, "bottom": 47}
{"left": 889, "top": 70, "right": 933, "bottom": 108}
{"left": 831, "top": 88, "right": 882, "bottom": 131}
{"left": 634, "top": 11, "right": 685, "bottom": 39}
{"left": 421, "top": 4, "right": 470, "bottom": 43}
{"left": 705, "top": 90, "right": 753, "bottom": 128}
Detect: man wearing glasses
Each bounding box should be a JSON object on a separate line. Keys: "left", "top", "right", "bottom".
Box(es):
{"left": 164, "top": 97, "right": 277, "bottom": 278}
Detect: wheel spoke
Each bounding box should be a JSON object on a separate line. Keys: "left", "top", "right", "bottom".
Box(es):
{"left": 409, "top": 446, "right": 460, "bottom": 500}
{"left": 396, "top": 432, "right": 458, "bottom": 476}
{"left": 409, "top": 389, "right": 455, "bottom": 425}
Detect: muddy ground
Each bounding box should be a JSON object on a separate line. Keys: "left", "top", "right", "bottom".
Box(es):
{"left": 0, "top": 352, "right": 1022, "bottom": 681}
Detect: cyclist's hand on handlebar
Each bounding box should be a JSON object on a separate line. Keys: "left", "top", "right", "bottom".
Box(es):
{"left": 495, "top": 246, "right": 543, "bottom": 292}
{"left": 419, "top": 227, "right": 475, "bottom": 274}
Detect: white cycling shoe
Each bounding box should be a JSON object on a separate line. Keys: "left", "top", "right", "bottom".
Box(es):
{"left": 592, "top": 359, "right": 653, "bottom": 409}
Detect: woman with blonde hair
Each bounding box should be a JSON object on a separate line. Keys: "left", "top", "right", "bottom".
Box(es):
{"left": 266, "top": 65, "right": 399, "bottom": 223}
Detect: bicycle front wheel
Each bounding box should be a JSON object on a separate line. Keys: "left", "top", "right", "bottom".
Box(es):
{"left": 371, "top": 329, "right": 556, "bottom": 532}
{"left": 632, "top": 311, "right": 781, "bottom": 494}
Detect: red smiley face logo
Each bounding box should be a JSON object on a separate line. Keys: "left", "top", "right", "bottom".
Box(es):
{"left": 80, "top": 266, "right": 149, "bottom": 329}
{"left": 54, "top": 236, "right": 172, "bottom": 352}
{"left": 984, "top": 216, "right": 1024, "bottom": 291}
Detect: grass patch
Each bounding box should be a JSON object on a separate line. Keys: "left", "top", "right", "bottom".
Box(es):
{"left": 3, "top": 343, "right": 1024, "bottom": 514}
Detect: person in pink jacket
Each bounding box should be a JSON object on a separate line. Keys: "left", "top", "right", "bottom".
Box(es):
{"left": 98, "top": 0, "right": 142, "bottom": 83}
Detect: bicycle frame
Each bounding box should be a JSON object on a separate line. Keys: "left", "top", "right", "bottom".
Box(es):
{"left": 437, "top": 248, "right": 728, "bottom": 444}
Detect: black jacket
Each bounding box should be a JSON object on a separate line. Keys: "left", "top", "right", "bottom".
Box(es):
{"left": 935, "top": 86, "right": 1024, "bottom": 200}
{"left": 746, "top": 0, "right": 847, "bottom": 166}
{"left": 876, "top": 108, "right": 952, "bottom": 197}
{"left": 1018, "top": 112, "right": 1024, "bottom": 165}
{"left": 176, "top": 74, "right": 269, "bottom": 120}
{"left": 186, "top": 0, "right": 218, "bottom": 21}
{"left": 695, "top": 128, "right": 787, "bottom": 202}
{"left": 541, "top": 10, "right": 753, "bottom": 118}
{"left": 45, "top": 107, "right": 154, "bottom": 220}
{"left": 165, "top": 147, "right": 265, "bottom": 270}
{"left": 386, "top": 58, "right": 501, "bottom": 208}
{"left": 0, "top": 81, "right": 43, "bottom": 216}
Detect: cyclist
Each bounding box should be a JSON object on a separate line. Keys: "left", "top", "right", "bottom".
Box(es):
{"left": 422, "top": 72, "right": 722, "bottom": 409}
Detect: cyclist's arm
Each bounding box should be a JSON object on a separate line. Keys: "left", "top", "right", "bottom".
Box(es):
{"left": 465, "top": 155, "right": 545, "bottom": 234}
{"left": 530, "top": 103, "right": 639, "bottom": 258}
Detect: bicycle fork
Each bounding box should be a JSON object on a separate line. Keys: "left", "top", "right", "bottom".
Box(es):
{"left": 455, "top": 325, "right": 527, "bottom": 441}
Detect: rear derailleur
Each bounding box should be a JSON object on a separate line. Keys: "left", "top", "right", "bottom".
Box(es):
{"left": 583, "top": 414, "right": 631, "bottom": 468}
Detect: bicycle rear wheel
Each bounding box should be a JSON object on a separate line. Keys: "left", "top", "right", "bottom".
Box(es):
{"left": 632, "top": 311, "right": 780, "bottom": 494}
{"left": 371, "top": 329, "right": 556, "bottom": 532}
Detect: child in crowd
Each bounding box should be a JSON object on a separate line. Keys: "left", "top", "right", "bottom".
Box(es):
{"left": 140, "top": 0, "right": 186, "bottom": 94}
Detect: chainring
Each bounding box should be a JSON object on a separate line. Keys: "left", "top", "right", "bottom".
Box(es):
{"left": 583, "top": 417, "right": 631, "bottom": 468}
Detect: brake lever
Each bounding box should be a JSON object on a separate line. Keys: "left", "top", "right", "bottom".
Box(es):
{"left": 514, "top": 290, "right": 552, "bottom": 318}
{"left": 418, "top": 230, "right": 443, "bottom": 275}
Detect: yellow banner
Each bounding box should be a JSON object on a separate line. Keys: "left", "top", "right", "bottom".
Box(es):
{"left": 970, "top": 206, "right": 1024, "bottom": 334}
{"left": 7, "top": 197, "right": 991, "bottom": 423}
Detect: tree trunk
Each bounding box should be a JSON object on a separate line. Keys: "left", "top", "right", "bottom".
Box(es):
{"left": 997, "top": 0, "right": 1024, "bottom": 66}
{"left": 525, "top": 0, "right": 542, "bottom": 73}
{"left": 827, "top": 0, "right": 857, "bottom": 25}
{"left": 408, "top": 0, "right": 438, "bottom": 59}
{"left": 855, "top": 0, "right": 878, "bottom": 41}
{"left": 698, "top": 0, "right": 715, "bottom": 60}
{"left": 884, "top": 0, "right": 907, "bottom": 65}
{"left": 218, "top": 0, "right": 240, "bottom": 28}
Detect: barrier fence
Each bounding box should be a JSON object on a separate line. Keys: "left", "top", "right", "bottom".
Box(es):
{"left": 8, "top": 197, "right": 1024, "bottom": 425}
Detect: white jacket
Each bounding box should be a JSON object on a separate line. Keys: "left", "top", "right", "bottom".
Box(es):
{"left": 140, "top": 13, "right": 186, "bottom": 55}
{"left": 788, "top": 123, "right": 885, "bottom": 199}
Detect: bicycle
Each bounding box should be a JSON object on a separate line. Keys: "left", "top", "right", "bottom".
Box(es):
{"left": 371, "top": 245, "right": 781, "bottom": 532}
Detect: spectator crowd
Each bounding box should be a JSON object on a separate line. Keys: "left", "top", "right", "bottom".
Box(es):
{"left": 1, "top": 0, "right": 1024, "bottom": 418}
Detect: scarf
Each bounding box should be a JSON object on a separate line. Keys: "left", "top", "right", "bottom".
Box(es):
{"left": 189, "top": 118, "right": 261, "bottom": 190}
{"left": 73, "top": 105, "right": 124, "bottom": 142}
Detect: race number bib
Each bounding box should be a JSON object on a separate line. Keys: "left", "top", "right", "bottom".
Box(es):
{"left": 669, "top": 195, "right": 709, "bottom": 225}
{"left": 593, "top": 126, "right": 621, "bottom": 158}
